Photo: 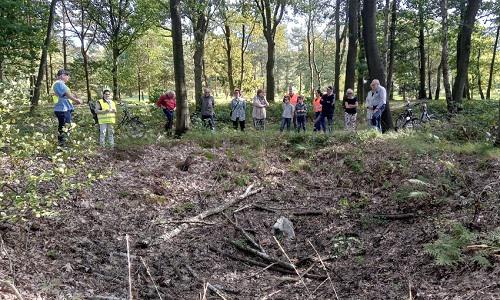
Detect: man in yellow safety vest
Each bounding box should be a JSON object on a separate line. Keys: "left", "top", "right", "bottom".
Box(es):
{"left": 95, "top": 89, "right": 116, "bottom": 147}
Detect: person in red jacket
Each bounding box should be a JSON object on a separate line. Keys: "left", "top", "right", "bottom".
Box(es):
{"left": 156, "top": 91, "right": 176, "bottom": 133}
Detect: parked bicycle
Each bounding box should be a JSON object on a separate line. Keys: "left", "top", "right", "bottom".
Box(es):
{"left": 395, "top": 100, "right": 437, "bottom": 131}
{"left": 117, "top": 101, "right": 146, "bottom": 138}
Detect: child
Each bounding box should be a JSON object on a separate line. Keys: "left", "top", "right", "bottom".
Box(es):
{"left": 295, "top": 96, "right": 307, "bottom": 132}
{"left": 95, "top": 89, "right": 116, "bottom": 147}
{"left": 313, "top": 89, "right": 324, "bottom": 132}
{"left": 280, "top": 96, "right": 294, "bottom": 132}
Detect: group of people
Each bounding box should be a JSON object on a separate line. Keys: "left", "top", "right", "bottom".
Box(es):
{"left": 52, "top": 68, "right": 387, "bottom": 148}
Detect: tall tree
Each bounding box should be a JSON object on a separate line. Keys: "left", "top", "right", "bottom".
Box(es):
{"left": 451, "top": 0, "right": 482, "bottom": 113}
{"left": 88, "top": 0, "right": 160, "bottom": 100}
{"left": 486, "top": 22, "right": 499, "bottom": 99}
{"left": 63, "top": 0, "right": 96, "bottom": 103}
{"left": 170, "top": 0, "right": 190, "bottom": 135}
{"left": 254, "top": 0, "right": 286, "bottom": 102}
{"left": 440, "top": 0, "right": 452, "bottom": 106}
{"left": 417, "top": 1, "right": 426, "bottom": 99}
{"left": 362, "top": 0, "right": 393, "bottom": 131}
{"left": 386, "top": 0, "right": 398, "bottom": 102}
{"left": 62, "top": 1, "right": 68, "bottom": 69}
{"left": 186, "top": 0, "right": 214, "bottom": 111}
{"left": 30, "top": 0, "right": 58, "bottom": 111}
{"left": 344, "top": 0, "right": 358, "bottom": 92}
{"left": 334, "top": 0, "right": 343, "bottom": 95}
{"left": 220, "top": 1, "right": 235, "bottom": 92}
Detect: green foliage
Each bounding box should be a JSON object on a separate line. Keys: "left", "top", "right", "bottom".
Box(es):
{"left": 424, "top": 223, "right": 475, "bottom": 266}
{"left": 344, "top": 157, "right": 364, "bottom": 173}
{"left": 330, "top": 234, "right": 363, "bottom": 258}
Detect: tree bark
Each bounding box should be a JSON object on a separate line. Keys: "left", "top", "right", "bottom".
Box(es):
{"left": 62, "top": 1, "right": 68, "bottom": 70}
{"left": 357, "top": 10, "right": 366, "bottom": 103}
{"left": 223, "top": 23, "right": 235, "bottom": 92}
{"left": 306, "top": 1, "right": 314, "bottom": 98}
{"left": 440, "top": 0, "right": 452, "bottom": 109}
{"left": 435, "top": 61, "right": 441, "bottom": 100}
{"left": 112, "top": 45, "right": 119, "bottom": 100}
{"left": 45, "top": 56, "right": 50, "bottom": 95}
{"left": 0, "top": 55, "right": 4, "bottom": 81}
{"left": 192, "top": 11, "right": 208, "bottom": 111}
{"left": 477, "top": 48, "right": 484, "bottom": 99}
{"left": 344, "top": 0, "right": 358, "bottom": 92}
{"left": 170, "top": 0, "right": 189, "bottom": 135}
{"left": 486, "top": 23, "right": 499, "bottom": 99}
{"left": 451, "top": 0, "right": 482, "bottom": 113}
{"left": 362, "top": 0, "right": 392, "bottom": 131}
{"left": 334, "top": 0, "right": 342, "bottom": 95}
{"left": 386, "top": 0, "right": 398, "bottom": 103}
{"left": 255, "top": 0, "right": 286, "bottom": 102}
{"left": 383, "top": 0, "right": 391, "bottom": 71}
{"left": 427, "top": 50, "right": 432, "bottom": 99}
{"left": 137, "top": 66, "right": 141, "bottom": 101}
{"left": 418, "top": 4, "right": 426, "bottom": 99}
{"left": 30, "top": 0, "right": 58, "bottom": 112}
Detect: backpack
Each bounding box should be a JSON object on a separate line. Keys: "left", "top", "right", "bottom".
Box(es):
{"left": 88, "top": 100, "right": 99, "bottom": 124}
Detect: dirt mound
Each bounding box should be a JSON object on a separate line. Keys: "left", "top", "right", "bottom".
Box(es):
{"left": 0, "top": 140, "right": 499, "bottom": 299}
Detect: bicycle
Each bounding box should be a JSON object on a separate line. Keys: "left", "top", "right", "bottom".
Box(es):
{"left": 395, "top": 100, "right": 437, "bottom": 131}
{"left": 117, "top": 101, "right": 146, "bottom": 138}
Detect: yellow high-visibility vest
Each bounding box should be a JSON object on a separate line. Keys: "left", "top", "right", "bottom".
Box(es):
{"left": 97, "top": 99, "right": 116, "bottom": 124}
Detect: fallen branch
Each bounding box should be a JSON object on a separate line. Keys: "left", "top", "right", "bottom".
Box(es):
{"left": 160, "top": 185, "right": 262, "bottom": 241}
{"left": 139, "top": 256, "right": 162, "bottom": 300}
{"left": 0, "top": 280, "right": 23, "bottom": 300}
{"left": 185, "top": 265, "right": 228, "bottom": 300}
{"left": 230, "top": 240, "right": 294, "bottom": 271}
{"left": 308, "top": 240, "right": 340, "bottom": 300}
{"left": 126, "top": 234, "right": 133, "bottom": 300}
{"left": 223, "top": 213, "right": 265, "bottom": 253}
{"left": 370, "top": 213, "right": 418, "bottom": 220}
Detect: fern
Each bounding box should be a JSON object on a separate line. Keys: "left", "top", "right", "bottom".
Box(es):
{"left": 424, "top": 223, "right": 475, "bottom": 266}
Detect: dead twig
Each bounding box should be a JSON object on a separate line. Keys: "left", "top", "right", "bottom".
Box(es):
{"left": 0, "top": 280, "right": 23, "bottom": 300}
{"left": 273, "top": 236, "right": 312, "bottom": 298}
{"left": 139, "top": 256, "right": 162, "bottom": 300}
{"left": 231, "top": 240, "right": 295, "bottom": 271}
{"left": 164, "top": 220, "right": 216, "bottom": 226}
{"left": 223, "top": 213, "right": 265, "bottom": 253}
{"left": 307, "top": 240, "right": 340, "bottom": 300}
{"left": 185, "top": 265, "right": 228, "bottom": 300}
{"left": 126, "top": 234, "right": 133, "bottom": 300}
{"left": 160, "top": 184, "right": 262, "bottom": 241}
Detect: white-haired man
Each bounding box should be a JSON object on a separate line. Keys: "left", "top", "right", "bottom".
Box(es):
{"left": 370, "top": 79, "right": 386, "bottom": 132}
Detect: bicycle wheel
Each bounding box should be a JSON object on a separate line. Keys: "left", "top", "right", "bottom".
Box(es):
{"left": 125, "top": 117, "right": 146, "bottom": 138}
{"left": 395, "top": 114, "right": 409, "bottom": 131}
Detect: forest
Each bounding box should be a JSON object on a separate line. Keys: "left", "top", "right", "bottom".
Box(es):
{"left": 0, "top": 0, "right": 499, "bottom": 299}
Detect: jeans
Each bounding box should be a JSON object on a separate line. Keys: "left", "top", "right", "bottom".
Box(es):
{"left": 313, "top": 112, "right": 325, "bottom": 132}
{"left": 344, "top": 113, "right": 357, "bottom": 131}
{"left": 371, "top": 104, "right": 386, "bottom": 132}
{"left": 202, "top": 114, "right": 215, "bottom": 130}
{"left": 232, "top": 118, "right": 245, "bottom": 131}
{"left": 320, "top": 112, "right": 334, "bottom": 132}
{"left": 280, "top": 117, "right": 291, "bottom": 132}
{"left": 163, "top": 109, "right": 174, "bottom": 131}
{"left": 296, "top": 115, "right": 306, "bottom": 132}
{"left": 54, "top": 110, "right": 72, "bottom": 145}
{"left": 99, "top": 124, "right": 114, "bottom": 147}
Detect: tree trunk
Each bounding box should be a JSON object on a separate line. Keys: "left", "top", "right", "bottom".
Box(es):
{"left": 202, "top": 58, "right": 209, "bottom": 87}
{"left": 266, "top": 37, "right": 275, "bottom": 101}
{"left": 486, "top": 23, "right": 499, "bottom": 99}
{"left": 357, "top": 10, "right": 365, "bottom": 103}
{"left": 386, "top": 0, "right": 398, "bottom": 103}
{"left": 62, "top": 1, "right": 68, "bottom": 70}
{"left": 30, "top": 0, "right": 58, "bottom": 112}
{"left": 451, "top": 0, "right": 482, "bottom": 113}
{"left": 0, "top": 55, "right": 4, "bottom": 81}
{"left": 383, "top": 0, "right": 391, "bottom": 71}
{"left": 239, "top": 24, "right": 246, "bottom": 89}
{"left": 170, "top": 0, "right": 189, "bottom": 135}
{"left": 307, "top": 4, "right": 314, "bottom": 98}
{"left": 137, "top": 66, "right": 141, "bottom": 101}
{"left": 435, "top": 61, "right": 441, "bottom": 100}
{"left": 418, "top": 5, "right": 426, "bottom": 99}
{"left": 82, "top": 49, "right": 91, "bottom": 102}
{"left": 334, "top": 0, "right": 341, "bottom": 95}
{"left": 193, "top": 14, "right": 207, "bottom": 111}
{"left": 112, "top": 45, "right": 119, "bottom": 101}
{"left": 477, "top": 48, "right": 484, "bottom": 99}
{"left": 344, "top": 0, "right": 358, "bottom": 92}
{"left": 427, "top": 51, "right": 432, "bottom": 99}
{"left": 362, "top": 0, "right": 392, "bottom": 131}
{"left": 45, "top": 57, "right": 50, "bottom": 95}
{"left": 49, "top": 52, "right": 54, "bottom": 84}
{"left": 440, "top": 0, "right": 452, "bottom": 110}
{"left": 223, "top": 23, "right": 234, "bottom": 92}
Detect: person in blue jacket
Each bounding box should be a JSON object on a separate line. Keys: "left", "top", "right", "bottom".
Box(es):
{"left": 53, "top": 69, "right": 81, "bottom": 146}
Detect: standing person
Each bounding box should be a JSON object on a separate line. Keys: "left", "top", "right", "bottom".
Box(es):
{"left": 95, "top": 89, "right": 116, "bottom": 147}
{"left": 53, "top": 69, "right": 82, "bottom": 146}
{"left": 295, "top": 96, "right": 307, "bottom": 132}
{"left": 313, "top": 89, "right": 324, "bottom": 132}
{"left": 320, "top": 86, "right": 336, "bottom": 132}
{"left": 156, "top": 91, "right": 176, "bottom": 134}
{"left": 287, "top": 86, "right": 298, "bottom": 128}
{"left": 230, "top": 89, "right": 246, "bottom": 131}
{"left": 280, "top": 95, "right": 294, "bottom": 132}
{"left": 252, "top": 89, "right": 269, "bottom": 130}
{"left": 370, "top": 79, "right": 387, "bottom": 132}
{"left": 343, "top": 88, "right": 358, "bottom": 131}
{"left": 366, "top": 82, "right": 375, "bottom": 128}
{"left": 201, "top": 88, "right": 215, "bottom": 131}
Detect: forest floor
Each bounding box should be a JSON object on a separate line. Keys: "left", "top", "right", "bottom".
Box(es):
{"left": 1, "top": 124, "right": 500, "bottom": 299}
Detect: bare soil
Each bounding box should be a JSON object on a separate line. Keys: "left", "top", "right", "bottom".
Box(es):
{"left": 1, "top": 139, "right": 499, "bottom": 299}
